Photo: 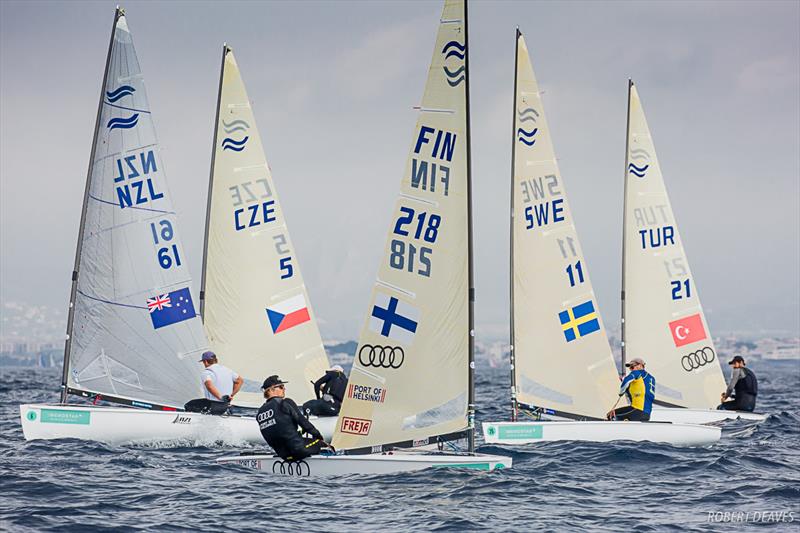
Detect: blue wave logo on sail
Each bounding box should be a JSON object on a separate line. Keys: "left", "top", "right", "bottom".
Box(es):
{"left": 106, "top": 113, "right": 139, "bottom": 131}
{"left": 441, "top": 41, "right": 465, "bottom": 87}
{"left": 628, "top": 148, "right": 651, "bottom": 178}
{"left": 221, "top": 136, "right": 249, "bottom": 152}
{"left": 518, "top": 107, "right": 539, "bottom": 124}
{"left": 517, "top": 127, "right": 538, "bottom": 146}
{"left": 106, "top": 85, "right": 136, "bottom": 103}
{"left": 221, "top": 119, "right": 250, "bottom": 152}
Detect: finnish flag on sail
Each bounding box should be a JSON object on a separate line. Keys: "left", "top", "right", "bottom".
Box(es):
{"left": 369, "top": 293, "right": 419, "bottom": 346}
{"left": 147, "top": 287, "right": 196, "bottom": 329}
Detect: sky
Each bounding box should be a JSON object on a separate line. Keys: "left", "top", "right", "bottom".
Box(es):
{"left": 1, "top": 0, "right": 798, "bottom": 341}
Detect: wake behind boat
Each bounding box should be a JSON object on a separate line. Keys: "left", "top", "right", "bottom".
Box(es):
{"left": 220, "top": 0, "right": 511, "bottom": 475}
{"left": 480, "top": 29, "right": 719, "bottom": 447}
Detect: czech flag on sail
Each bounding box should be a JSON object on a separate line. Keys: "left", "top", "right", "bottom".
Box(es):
{"left": 668, "top": 313, "right": 707, "bottom": 347}
{"left": 559, "top": 300, "right": 601, "bottom": 342}
{"left": 266, "top": 294, "right": 310, "bottom": 334}
{"left": 147, "top": 287, "right": 196, "bottom": 329}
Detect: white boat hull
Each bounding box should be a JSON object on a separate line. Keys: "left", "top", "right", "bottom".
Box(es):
{"left": 217, "top": 449, "right": 512, "bottom": 475}
{"left": 649, "top": 406, "right": 767, "bottom": 424}
{"left": 482, "top": 420, "right": 720, "bottom": 446}
{"left": 20, "top": 404, "right": 337, "bottom": 446}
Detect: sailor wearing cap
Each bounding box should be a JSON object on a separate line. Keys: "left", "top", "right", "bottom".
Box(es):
{"left": 184, "top": 351, "right": 243, "bottom": 415}
{"left": 607, "top": 358, "right": 656, "bottom": 422}
{"left": 718, "top": 356, "right": 758, "bottom": 412}
{"left": 257, "top": 375, "right": 331, "bottom": 460}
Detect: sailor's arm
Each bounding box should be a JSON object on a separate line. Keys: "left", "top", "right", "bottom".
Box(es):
{"left": 619, "top": 372, "right": 636, "bottom": 396}
{"left": 284, "top": 398, "right": 324, "bottom": 441}
{"left": 204, "top": 379, "right": 223, "bottom": 401}
{"left": 231, "top": 374, "right": 244, "bottom": 399}
{"left": 723, "top": 367, "right": 743, "bottom": 398}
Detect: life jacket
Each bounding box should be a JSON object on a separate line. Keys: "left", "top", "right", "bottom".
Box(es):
{"left": 256, "top": 397, "right": 306, "bottom": 457}
{"left": 735, "top": 367, "right": 758, "bottom": 397}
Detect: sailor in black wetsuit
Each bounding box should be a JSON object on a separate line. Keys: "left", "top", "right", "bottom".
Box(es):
{"left": 257, "top": 375, "right": 330, "bottom": 460}
{"left": 303, "top": 365, "right": 348, "bottom": 416}
{"left": 718, "top": 356, "right": 758, "bottom": 412}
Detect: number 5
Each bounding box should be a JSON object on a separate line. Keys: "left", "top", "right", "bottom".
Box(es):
{"left": 279, "top": 257, "right": 294, "bottom": 279}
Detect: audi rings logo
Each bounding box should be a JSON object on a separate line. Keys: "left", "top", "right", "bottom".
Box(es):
{"left": 681, "top": 346, "right": 716, "bottom": 372}
{"left": 272, "top": 459, "right": 311, "bottom": 476}
{"left": 358, "top": 344, "right": 404, "bottom": 369}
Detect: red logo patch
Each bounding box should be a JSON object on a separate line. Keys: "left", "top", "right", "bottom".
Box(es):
{"left": 340, "top": 417, "right": 372, "bottom": 435}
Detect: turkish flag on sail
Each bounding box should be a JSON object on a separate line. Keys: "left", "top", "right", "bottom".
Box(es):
{"left": 668, "top": 313, "right": 707, "bottom": 347}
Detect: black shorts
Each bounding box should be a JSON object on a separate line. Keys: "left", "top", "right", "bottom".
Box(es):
{"left": 611, "top": 406, "right": 650, "bottom": 422}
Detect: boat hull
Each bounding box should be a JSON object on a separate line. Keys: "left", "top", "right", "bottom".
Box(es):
{"left": 649, "top": 406, "right": 767, "bottom": 424}
{"left": 216, "top": 450, "right": 512, "bottom": 475}
{"left": 19, "top": 404, "right": 337, "bottom": 446}
{"left": 482, "top": 420, "right": 720, "bottom": 446}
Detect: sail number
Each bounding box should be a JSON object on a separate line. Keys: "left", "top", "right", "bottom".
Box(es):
{"left": 389, "top": 207, "right": 441, "bottom": 277}
{"left": 671, "top": 279, "right": 692, "bottom": 300}
{"left": 150, "top": 220, "right": 182, "bottom": 269}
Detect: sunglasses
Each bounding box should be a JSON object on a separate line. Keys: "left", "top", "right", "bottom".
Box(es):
{"left": 270, "top": 384, "right": 285, "bottom": 390}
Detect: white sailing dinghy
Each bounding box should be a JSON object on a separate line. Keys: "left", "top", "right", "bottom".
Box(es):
{"left": 621, "top": 80, "right": 766, "bottom": 425}
{"left": 217, "top": 0, "right": 511, "bottom": 474}
{"left": 20, "top": 9, "right": 260, "bottom": 445}
{"left": 481, "top": 30, "right": 720, "bottom": 447}
{"left": 199, "top": 45, "right": 336, "bottom": 440}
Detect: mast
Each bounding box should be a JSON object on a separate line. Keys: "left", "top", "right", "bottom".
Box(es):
{"left": 199, "top": 43, "right": 229, "bottom": 319}
{"left": 60, "top": 7, "right": 124, "bottom": 403}
{"left": 464, "top": 0, "right": 475, "bottom": 453}
{"left": 509, "top": 28, "right": 520, "bottom": 422}
{"left": 620, "top": 78, "right": 633, "bottom": 376}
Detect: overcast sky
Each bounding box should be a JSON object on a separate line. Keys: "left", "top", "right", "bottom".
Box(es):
{"left": 1, "top": 0, "right": 798, "bottom": 341}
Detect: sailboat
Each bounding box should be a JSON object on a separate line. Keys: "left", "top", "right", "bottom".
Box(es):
{"left": 620, "top": 80, "right": 766, "bottom": 424}
{"left": 199, "top": 45, "right": 336, "bottom": 440}
{"left": 481, "top": 30, "right": 720, "bottom": 446}
{"left": 19, "top": 8, "right": 259, "bottom": 445}
{"left": 216, "top": 0, "right": 512, "bottom": 474}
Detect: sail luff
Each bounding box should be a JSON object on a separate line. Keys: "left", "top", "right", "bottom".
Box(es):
{"left": 463, "top": 0, "right": 475, "bottom": 454}
{"left": 509, "top": 28, "right": 521, "bottom": 422}
{"left": 510, "top": 33, "right": 620, "bottom": 420}
{"left": 620, "top": 78, "right": 633, "bottom": 375}
{"left": 201, "top": 49, "right": 329, "bottom": 407}
{"left": 199, "top": 44, "right": 229, "bottom": 320}
{"left": 60, "top": 7, "right": 125, "bottom": 403}
{"left": 622, "top": 84, "right": 726, "bottom": 408}
{"left": 332, "top": 0, "right": 470, "bottom": 451}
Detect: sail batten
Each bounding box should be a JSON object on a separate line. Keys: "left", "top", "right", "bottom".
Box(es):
{"left": 64, "top": 11, "right": 209, "bottom": 408}
{"left": 201, "top": 47, "right": 329, "bottom": 408}
{"left": 332, "top": 0, "right": 471, "bottom": 451}
{"left": 510, "top": 32, "right": 619, "bottom": 420}
{"left": 622, "top": 82, "right": 726, "bottom": 408}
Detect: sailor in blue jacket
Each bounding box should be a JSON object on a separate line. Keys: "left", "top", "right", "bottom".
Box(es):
{"left": 607, "top": 358, "right": 656, "bottom": 422}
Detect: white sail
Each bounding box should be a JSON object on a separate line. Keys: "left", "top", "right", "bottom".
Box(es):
{"left": 511, "top": 32, "right": 619, "bottom": 420}
{"left": 65, "top": 10, "right": 208, "bottom": 408}
{"left": 622, "top": 81, "right": 726, "bottom": 408}
{"left": 200, "top": 47, "right": 330, "bottom": 408}
{"left": 332, "top": 0, "right": 471, "bottom": 450}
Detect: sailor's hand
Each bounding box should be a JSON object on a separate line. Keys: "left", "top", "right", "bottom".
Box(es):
{"left": 221, "top": 395, "right": 232, "bottom": 403}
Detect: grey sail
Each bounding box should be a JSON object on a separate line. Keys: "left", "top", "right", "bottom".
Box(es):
{"left": 63, "top": 10, "right": 208, "bottom": 408}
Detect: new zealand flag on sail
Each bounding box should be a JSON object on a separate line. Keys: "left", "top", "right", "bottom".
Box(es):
{"left": 147, "top": 288, "right": 196, "bottom": 329}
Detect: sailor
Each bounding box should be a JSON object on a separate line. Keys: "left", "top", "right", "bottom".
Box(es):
{"left": 258, "top": 375, "right": 330, "bottom": 460}
{"left": 184, "top": 351, "right": 243, "bottom": 415}
{"left": 718, "top": 356, "right": 758, "bottom": 412}
{"left": 303, "top": 365, "right": 348, "bottom": 416}
{"left": 607, "top": 358, "right": 655, "bottom": 422}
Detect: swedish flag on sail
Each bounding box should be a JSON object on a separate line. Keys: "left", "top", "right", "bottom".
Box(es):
{"left": 559, "top": 300, "right": 600, "bottom": 342}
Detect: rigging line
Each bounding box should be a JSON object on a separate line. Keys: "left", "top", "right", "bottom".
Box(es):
{"left": 103, "top": 101, "right": 151, "bottom": 114}
{"left": 89, "top": 194, "right": 175, "bottom": 214}
{"left": 77, "top": 288, "right": 147, "bottom": 310}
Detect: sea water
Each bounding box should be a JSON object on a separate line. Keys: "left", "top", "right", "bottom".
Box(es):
{"left": 1, "top": 360, "right": 798, "bottom": 531}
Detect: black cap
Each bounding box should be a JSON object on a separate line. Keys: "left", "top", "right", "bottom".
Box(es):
{"left": 261, "top": 375, "right": 288, "bottom": 390}
{"left": 728, "top": 355, "right": 745, "bottom": 365}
